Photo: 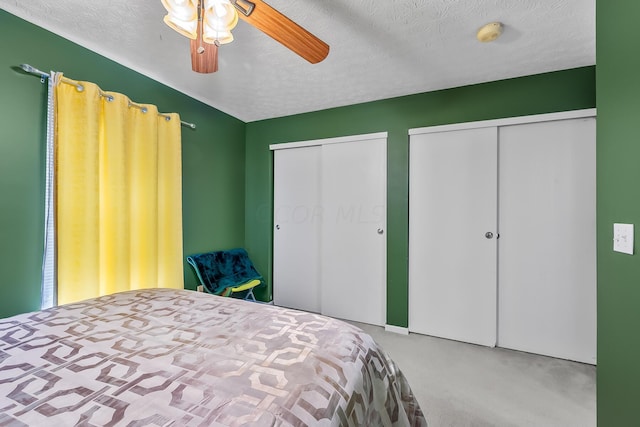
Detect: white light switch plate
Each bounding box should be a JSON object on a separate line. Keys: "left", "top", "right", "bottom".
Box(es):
{"left": 613, "top": 223, "right": 634, "bottom": 255}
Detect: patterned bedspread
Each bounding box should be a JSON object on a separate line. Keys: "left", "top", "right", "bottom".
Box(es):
{"left": 0, "top": 289, "right": 426, "bottom": 426}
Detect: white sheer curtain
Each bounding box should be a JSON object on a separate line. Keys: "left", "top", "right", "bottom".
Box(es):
{"left": 41, "top": 71, "right": 60, "bottom": 309}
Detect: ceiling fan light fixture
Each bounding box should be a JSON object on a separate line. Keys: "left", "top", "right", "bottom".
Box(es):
{"left": 162, "top": 0, "right": 198, "bottom": 38}
{"left": 202, "top": 0, "right": 239, "bottom": 45}
{"left": 203, "top": 30, "right": 234, "bottom": 45}
{"left": 161, "top": 0, "right": 197, "bottom": 19}
{"left": 163, "top": 15, "right": 198, "bottom": 39}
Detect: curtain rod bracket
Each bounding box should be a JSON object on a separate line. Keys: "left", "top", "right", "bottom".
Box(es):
{"left": 20, "top": 64, "right": 48, "bottom": 83}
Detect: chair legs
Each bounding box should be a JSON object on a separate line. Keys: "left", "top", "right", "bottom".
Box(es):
{"left": 221, "top": 287, "right": 257, "bottom": 302}
{"left": 244, "top": 289, "right": 256, "bottom": 302}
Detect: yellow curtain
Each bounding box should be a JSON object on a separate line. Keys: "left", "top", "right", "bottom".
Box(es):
{"left": 55, "top": 77, "right": 184, "bottom": 305}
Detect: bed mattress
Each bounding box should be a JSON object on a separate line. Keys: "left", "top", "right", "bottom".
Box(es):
{"left": 0, "top": 288, "right": 426, "bottom": 426}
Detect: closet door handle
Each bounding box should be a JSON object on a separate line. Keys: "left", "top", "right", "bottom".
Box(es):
{"left": 377, "top": 228, "right": 384, "bottom": 235}
{"left": 485, "top": 232, "right": 494, "bottom": 239}
{"left": 275, "top": 224, "right": 280, "bottom": 230}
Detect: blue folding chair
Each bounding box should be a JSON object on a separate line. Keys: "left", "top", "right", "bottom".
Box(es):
{"left": 186, "top": 248, "right": 263, "bottom": 301}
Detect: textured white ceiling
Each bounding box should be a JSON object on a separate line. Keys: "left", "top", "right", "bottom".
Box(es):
{"left": 1, "top": 0, "right": 595, "bottom": 122}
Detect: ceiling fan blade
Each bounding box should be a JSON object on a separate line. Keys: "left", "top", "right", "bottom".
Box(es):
{"left": 233, "top": 0, "right": 329, "bottom": 64}
{"left": 190, "top": 16, "right": 219, "bottom": 73}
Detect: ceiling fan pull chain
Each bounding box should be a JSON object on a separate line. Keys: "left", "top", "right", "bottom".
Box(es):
{"left": 231, "top": 0, "right": 255, "bottom": 17}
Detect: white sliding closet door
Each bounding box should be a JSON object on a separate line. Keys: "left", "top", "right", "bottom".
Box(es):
{"left": 498, "top": 118, "right": 596, "bottom": 364}
{"left": 272, "top": 133, "right": 387, "bottom": 326}
{"left": 409, "top": 127, "right": 498, "bottom": 347}
{"left": 321, "top": 137, "right": 387, "bottom": 326}
{"left": 273, "top": 146, "right": 321, "bottom": 313}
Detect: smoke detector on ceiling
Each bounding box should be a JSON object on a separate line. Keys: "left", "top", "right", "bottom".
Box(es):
{"left": 476, "top": 22, "right": 504, "bottom": 42}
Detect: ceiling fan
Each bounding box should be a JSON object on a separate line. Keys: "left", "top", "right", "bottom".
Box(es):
{"left": 161, "top": 0, "right": 330, "bottom": 73}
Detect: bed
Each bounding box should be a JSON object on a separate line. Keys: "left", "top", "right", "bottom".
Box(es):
{"left": 0, "top": 289, "right": 426, "bottom": 426}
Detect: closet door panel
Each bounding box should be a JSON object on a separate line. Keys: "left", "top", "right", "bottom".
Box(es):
{"left": 273, "top": 147, "right": 321, "bottom": 313}
{"left": 321, "top": 138, "right": 387, "bottom": 326}
{"left": 409, "top": 127, "right": 498, "bottom": 347}
{"left": 498, "top": 118, "right": 596, "bottom": 363}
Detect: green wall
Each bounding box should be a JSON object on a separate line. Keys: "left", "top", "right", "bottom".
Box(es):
{"left": 6, "top": 5, "right": 632, "bottom": 424}
{"left": 245, "top": 66, "right": 596, "bottom": 325}
{"left": 0, "top": 10, "right": 246, "bottom": 317}
{"left": 596, "top": 1, "right": 640, "bottom": 424}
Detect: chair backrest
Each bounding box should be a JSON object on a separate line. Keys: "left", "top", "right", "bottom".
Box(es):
{"left": 186, "top": 248, "right": 262, "bottom": 295}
